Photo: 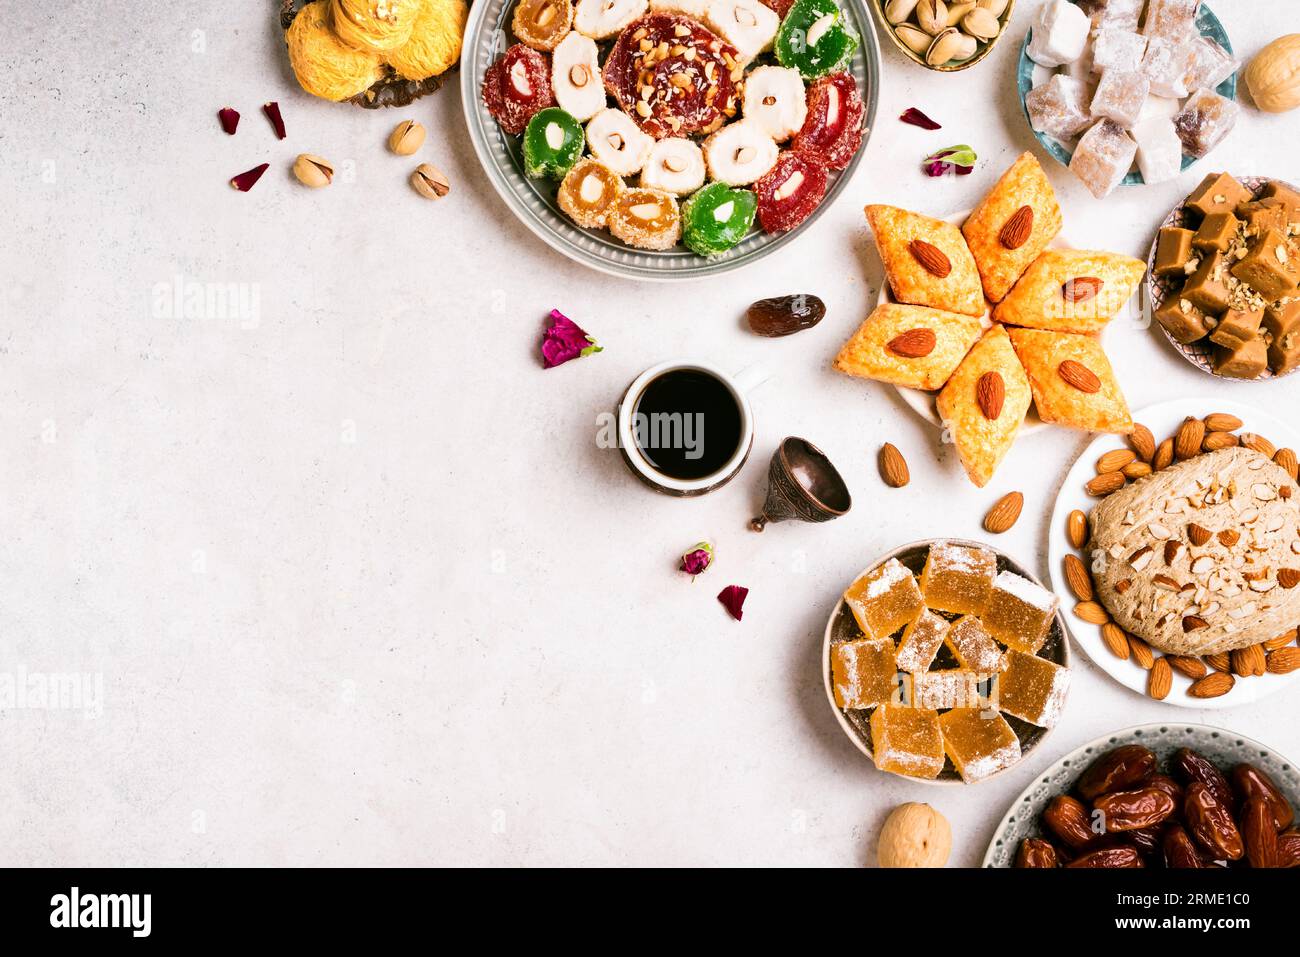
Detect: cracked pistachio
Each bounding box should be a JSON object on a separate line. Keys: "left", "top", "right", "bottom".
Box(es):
{"left": 410, "top": 163, "right": 450, "bottom": 200}
{"left": 388, "top": 119, "right": 426, "bottom": 156}
{"left": 292, "top": 153, "right": 334, "bottom": 188}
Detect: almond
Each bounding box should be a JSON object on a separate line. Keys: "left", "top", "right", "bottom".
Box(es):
{"left": 1275, "top": 447, "right": 1299, "bottom": 481}
{"left": 1062, "top": 276, "right": 1104, "bottom": 302}
{"left": 1064, "top": 554, "right": 1092, "bottom": 600}
{"left": 1203, "top": 412, "right": 1243, "bottom": 432}
{"left": 1202, "top": 431, "right": 1239, "bottom": 452}
{"left": 1216, "top": 529, "right": 1240, "bottom": 547}
{"left": 1187, "top": 671, "right": 1235, "bottom": 699}
{"left": 998, "top": 204, "right": 1033, "bottom": 249}
{"left": 1096, "top": 449, "right": 1136, "bottom": 474}
{"left": 1264, "top": 629, "right": 1297, "bottom": 651}
{"left": 908, "top": 238, "right": 951, "bottom": 278}
{"left": 1205, "top": 652, "right": 1232, "bottom": 673}
{"left": 1058, "top": 359, "right": 1101, "bottom": 393}
{"left": 1067, "top": 509, "right": 1088, "bottom": 549}
{"left": 1086, "top": 472, "right": 1125, "bottom": 496}
{"left": 1241, "top": 432, "right": 1276, "bottom": 457}
{"left": 1167, "top": 655, "right": 1208, "bottom": 679}
{"left": 1129, "top": 635, "right": 1155, "bottom": 669}
{"left": 879, "top": 443, "right": 910, "bottom": 488}
{"left": 1115, "top": 578, "right": 1133, "bottom": 594}
{"left": 1182, "top": 615, "right": 1209, "bottom": 632}
{"left": 1100, "top": 622, "right": 1129, "bottom": 659}
{"left": 1129, "top": 423, "right": 1156, "bottom": 462}
{"left": 1148, "top": 658, "right": 1172, "bottom": 700}
{"left": 1154, "top": 438, "right": 1174, "bottom": 471}
{"left": 1188, "top": 523, "right": 1212, "bottom": 546}
{"left": 1175, "top": 417, "right": 1205, "bottom": 460}
{"left": 1232, "top": 643, "right": 1267, "bottom": 677}
{"left": 1163, "top": 540, "right": 1184, "bottom": 565}
{"left": 1267, "top": 647, "right": 1300, "bottom": 674}
{"left": 1123, "top": 461, "right": 1153, "bottom": 479}
{"left": 1278, "top": 568, "right": 1300, "bottom": 589}
{"left": 984, "top": 491, "right": 1024, "bottom": 533}
{"left": 1074, "top": 600, "right": 1109, "bottom": 625}
{"left": 887, "top": 328, "right": 937, "bottom": 358}
{"left": 976, "top": 370, "right": 1005, "bottom": 420}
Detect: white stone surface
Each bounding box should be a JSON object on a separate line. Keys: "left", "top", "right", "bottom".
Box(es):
{"left": 0, "top": 2, "right": 1297, "bottom": 867}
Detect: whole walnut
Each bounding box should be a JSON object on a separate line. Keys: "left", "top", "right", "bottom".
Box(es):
{"left": 877, "top": 803, "right": 952, "bottom": 868}
{"left": 1245, "top": 35, "right": 1300, "bottom": 113}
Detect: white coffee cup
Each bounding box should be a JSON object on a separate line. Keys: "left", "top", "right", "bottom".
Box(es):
{"left": 615, "top": 360, "right": 769, "bottom": 497}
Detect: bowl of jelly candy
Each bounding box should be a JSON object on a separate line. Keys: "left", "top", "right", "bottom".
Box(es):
{"left": 460, "top": 0, "right": 881, "bottom": 279}
{"left": 1016, "top": 1, "right": 1237, "bottom": 188}
{"left": 823, "top": 539, "right": 1071, "bottom": 785}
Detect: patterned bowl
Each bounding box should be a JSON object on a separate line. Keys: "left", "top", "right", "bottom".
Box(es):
{"left": 1015, "top": 1, "right": 1236, "bottom": 187}
{"left": 460, "top": 0, "right": 881, "bottom": 280}
{"left": 822, "top": 538, "right": 1071, "bottom": 786}
{"left": 1146, "top": 176, "right": 1300, "bottom": 380}
{"left": 983, "top": 722, "right": 1300, "bottom": 866}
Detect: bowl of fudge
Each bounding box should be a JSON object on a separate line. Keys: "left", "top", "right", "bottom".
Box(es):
{"left": 1150, "top": 173, "right": 1300, "bottom": 380}
{"left": 1018, "top": 0, "right": 1239, "bottom": 198}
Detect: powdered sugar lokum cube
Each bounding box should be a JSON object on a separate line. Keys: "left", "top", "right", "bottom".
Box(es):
{"left": 1069, "top": 118, "right": 1137, "bottom": 199}
{"left": 1174, "top": 87, "right": 1240, "bottom": 158}
{"left": 1142, "top": 36, "right": 1192, "bottom": 98}
{"left": 1027, "top": 74, "right": 1094, "bottom": 140}
{"left": 1027, "top": 0, "right": 1091, "bottom": 67}
{"left": 1079, "top": 0, "right": 1142, "bottom": 31}
{"left": 1183, "top": 35, "right": 1239, "bottom": 91}
{"left": 1091, "top": 69, "right": 1150, "bottom": 128}
{"left": 1132, "top": 116, "right": 1183, "bottom": 184}
{"left": 1144, "top": 0, "right": 1199, "bottom": 41}
{"left": 1092, "top": 27, "right": 1147, "bottom": 74}
{"left": 1140, "top": 94, "right": 1182, "bottom": 120}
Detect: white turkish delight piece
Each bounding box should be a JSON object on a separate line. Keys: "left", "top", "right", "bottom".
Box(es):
{"left": 1142, "top": 36, "right": 1192, "bottom": 98}
{"left": 1090, "top": 69, "right": 1150, "bottom": 128}
{"left": 1092, "top": 27, "right": 1148, "bottom": 74}
{"left": 1143, "top": 0, "right": 1200, "bottom": 41}
{"left": 1173, "top": 87, "right": 1239, "bottom": 158}
{"left": 1080, "top": 0, "right": 1142, "bottom": 31}
{"left": 1183, "top": 35, "right": 1239, "bottom": 91}
{"left": 1132, "top": 116, "right": 1183, "bottom": 184}
{"left": 1027, "top": 0, "right": 1091, "bottom": 68}
{"left": 1069, "top": 118, "right": 1137, "bottom": 198}
{"left": 1027, "top": 74, "right": 1093, "bottom": 140}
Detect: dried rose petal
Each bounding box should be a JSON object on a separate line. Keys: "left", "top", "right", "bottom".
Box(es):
{"left": 218, "top": 107, "right": 240, "bottom": 135}
{"left": 922, "top": 145, "right": 977, "bottom": 177}
{"left": 263, "top": 101, "right": 286, "bottom": 140}
{"left": 230, "top": 163, "right": 270, "bottom": 192}
{"left": 899, "top": 107, "right": 941, "bottom": 130}
{"left": 680, "top": 542, "right": 714, "bottom": 576}
{"left": 541, "top": 309, "right": 601, "bottom": 369}
{"left": 718, "top": 585, "right": 748, "bottom": 621}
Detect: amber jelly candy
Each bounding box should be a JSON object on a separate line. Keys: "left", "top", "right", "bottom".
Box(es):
{"left": 830, "top": 636, "right": 897, "bottom": 709}
{"left": 945, "top": 616, "right": 1006, "bottom": 673}
{"left": 983, "top": 570, "right": 1058, "bottom": 654}
{"left": 894, "top": 608, "right": 950, "bottom": 674}
{"left": 843, "top": 557, "right": 924, "bottom": 639}
{"left": 939, "top": 709, "right": 1022, "bottom": 783}
{"left": 997, "top": 650, "right": 1070, "bottom": 729}
{"left": 608, "top": 188, "right": 682, "bottom": 251}
{"left": 920, "top": 541, "right": 996, "bottom": 616}
{"left": 557, "top": 159, "right": 625, "bottom": 229}
{"left": 870, "top": 704, "right": 945, "bottom": 779}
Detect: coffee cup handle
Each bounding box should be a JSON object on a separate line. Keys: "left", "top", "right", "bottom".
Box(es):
{"left": 732, "top": 364, "right": 771, "bottom": 395}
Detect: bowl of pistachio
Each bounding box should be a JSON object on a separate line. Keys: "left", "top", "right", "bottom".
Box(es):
{"left": 873, "top": 0, "right": 1014, "bottom": 72}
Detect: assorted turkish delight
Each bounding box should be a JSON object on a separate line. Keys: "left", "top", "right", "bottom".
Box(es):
{"left": 1182, "top": 36, "right": 1238, "bottom": 92}
{"left": 1027, "top": 75, "right": 1093, "bottom": 140}
{"left": 1141, "top": 36, "right": 1191, "bottom": 98}
{"left": 1027, "top": 0, "right": 1090, "bottom": 68}
{"left": 1091, "top": 28, "right": 1147, "bottom": 75}
{"left": 1069, "top": 119, "right": 1138, "bottom": 199}
{"left": 1090, "top": 69, "right": 1150, "bottom": 128}
{"left": 1174, "top": 87, "right": 1240, "bottom": 158}
{"left": 1131, "top": 116, "right": 1183, "bottom": 185}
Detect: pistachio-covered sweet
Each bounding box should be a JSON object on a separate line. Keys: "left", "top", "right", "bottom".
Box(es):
{"left": 286, "top": 1, "right": 386, "bottom": 101}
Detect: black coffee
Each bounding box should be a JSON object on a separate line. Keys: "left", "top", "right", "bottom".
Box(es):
{"left": 633, "top": 369, "right": 742, "bottom": 480}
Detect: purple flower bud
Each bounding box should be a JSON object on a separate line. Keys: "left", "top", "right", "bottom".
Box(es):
{"left": 541, "top": 309, "right": 602, "bottom": 369}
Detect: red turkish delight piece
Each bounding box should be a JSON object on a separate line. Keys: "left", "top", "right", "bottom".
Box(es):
{"left": 482, "top": 44, "right": 555, "bottom": 135}
{"left": 752, "top": 151, "right": 827, "bottom": 234}
{"left": 759, "top": 0, "right": 797, "bottom": 15}
{"left": 603, "top": 14, "right": 741, "bottom": 139}
{"left": 791, "top": 72, "right": 864, "bottom": 171}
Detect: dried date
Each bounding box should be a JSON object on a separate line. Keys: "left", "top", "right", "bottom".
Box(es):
{"left": 1185, "top": 781, "right": 1245, "bottom": 861}
{"left": 1043, "top": 794, "right": 1098, "bottom": 850}
{"left": 1126, "top": 824, "right": 1163, "bottom": 857}
{"left": 1015, "top": 838, "right": 1059, "bottom": 868}
{"left": 1174, "top": 748, "right": 1234, "bottom": 809}
{"left": 1078, "top": 744, "right": 1157, "bottom": 800}
{"left": 747, "top": 294, "right": 825, "bottom": 337}
{"left": 1094, "top": 787, "right": 1177, "bottom": 832}
{"left": 1163, "top": 824, "right": 1207, "bottom": 869}
{"left": 1231, "top": 763, "right": 1295, "bottom": 830}
{"left": 1278, "top": 829, "right": 1300, "bottom": 868}
{"left": 1242, "top": 797, "right": 1279, "bottom": 868}
{"left": 1067, "top": 846, "right": 1144, "bottom": 868}
{"left": 1142, "top": 773, "right": 1184, "bottom": 806}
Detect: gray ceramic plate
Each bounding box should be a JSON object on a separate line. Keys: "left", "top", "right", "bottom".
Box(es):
{"left": 823, "top": 538, "right": 1071, "bottom": 786}
{"left": 460, "top": 0, "right": 881, "bottom": 281}
{"left": 983, "top": 722, "right": 1300, "bottom": 866}
{"left": 1016, "top": 1, "right": 1236, "bottom": 187}
{"left": 1146, "top": 176, "right": 1300, "bottom": 380}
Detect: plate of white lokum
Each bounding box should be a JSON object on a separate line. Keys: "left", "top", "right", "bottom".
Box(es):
{"left": 1016, "top": 0, "right": 1239, "bottom": 199}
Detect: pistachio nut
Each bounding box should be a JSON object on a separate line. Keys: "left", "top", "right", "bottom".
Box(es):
{"left": 926, "top": 26, "right": 965, "bottom": 65}
{"left": 388, "top": 119, "right": 426, "bottom": 156}
{"left": 951, "top": 31, "right": 978, "bottom": 58}
{"left": 410, "top": 162, "right": 450, "bottom": 200}
{"left": 946, "top": 1, "right": 977, "bottom": 26}
{"left": 976, "top": 0, "right": 1009, "bottom": 16}
{"left": 961, "top": 6, "right": 1001, "bottom": 39}
{"left": 884, "top": 0, "right": 920, "bottom": 23}
{"left": 292, "top": 153, "right": 334, "bottom": 188}
{"left": 916, "top": 0, "right": 948, "bottom": 36}
{"left": 894, "top": 22, "right": 933, "bottom": 54}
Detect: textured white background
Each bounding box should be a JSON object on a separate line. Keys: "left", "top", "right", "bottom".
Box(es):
{"left": 1, "top": 1, "right": 1298, "bottom": 866}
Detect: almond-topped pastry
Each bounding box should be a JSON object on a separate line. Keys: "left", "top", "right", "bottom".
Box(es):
{"left": 937, "top": 325, "right": 1032, "bottom": 487}
{"left": 832, "top": 304, "right": 983, "bottom": 391}
{"left": 865, "top": 205, "right": 986, "bottom": 318}
{"left": 993, "top": 249, "right": 1146, "bottom": 334}
{"left": 1007, "top": 328, "right": 1134, "bottom": 434}
{"left": 961, "top": 152, "right": 1063, "bottom": 303}
{"left": 1089, "top": 447, "right": 1300, "bottom": 656}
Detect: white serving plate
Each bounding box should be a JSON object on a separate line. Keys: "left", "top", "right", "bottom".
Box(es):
{"left": 1047, "top": 397, "right": 1300, "bottom": 709}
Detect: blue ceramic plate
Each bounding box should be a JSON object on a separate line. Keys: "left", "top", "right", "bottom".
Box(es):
{"left": 1016, "top": 2, "right": 1236, "bottom": 186}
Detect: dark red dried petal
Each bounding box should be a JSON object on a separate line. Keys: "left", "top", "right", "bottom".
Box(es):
{"left": 718, "top": 585, "right": 748, "bottom": 621}
{"left": 482, "top": 44, "right": 555, "bottom": 135}
{"left": 263, "top": 101, "right": 286, "bottom": 140}
{"left": 752, "top": 151, "right": 828, "bottom": 234}
{"left": 790, "top": 73, "right": 865, "bottom": 170}
{"left": 218, "top": 107, "right": 240, "bottom": 135}
{"left": 230, "top": 163, "right": 270, "bottom": 192}
{"left": 899, "top": 107, "right": 941, "bottom": 130}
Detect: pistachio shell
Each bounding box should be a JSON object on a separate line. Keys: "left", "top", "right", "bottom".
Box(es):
{"left": 926, "top": 26, "right": 964, "bottom": 65}
{"left": 976, "top": 0, "right": 1008, "bottom": 16}
{"left": 946, "top": 1, "right": 977, "bottom": 26}
{"left": 916, "top": 0, "right": 948, "bottom": 36}
{"left": 894, "top": 22, "right": 933, "bottom": 54}
{"left": 961, "top": 6, "right": 1000, "bottom": 40}
{"left": 885, "top": 0, "right": 920, "bottom": 24}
